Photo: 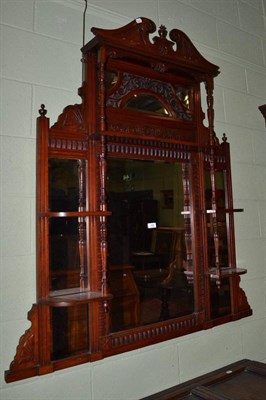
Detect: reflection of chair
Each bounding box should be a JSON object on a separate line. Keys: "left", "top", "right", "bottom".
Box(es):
{"left": 133, "top": 228, "right": 193, "bottom": 323}
{"left": 109, "top": 265, "right": 140, "bottom": 332}
{"left": 132, "top": 227, "right": 183, "bottom": 270}
{"left": 133, "top": 227, "right": 185, "bottom": 284}
{"left": 161, "top": 254, "right": 185, "bottom": 288}
{"left": 160, "top": 256, "right": 191, "bottom": 320}
{"left": 133, "top": 257, "right": 191, "bottom": 323}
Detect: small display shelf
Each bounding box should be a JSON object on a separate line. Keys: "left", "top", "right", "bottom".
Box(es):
{"left": 203, "top": 208, "right": 244, "bottom": 214}
{"left": 208, "top": 267, "right": 247, "bottom": 280}
{"left": 41, "top": 211, "right": 112, "bottom": 217}
{"left": 40, "top": 288, "right": 112, "bottom": 307}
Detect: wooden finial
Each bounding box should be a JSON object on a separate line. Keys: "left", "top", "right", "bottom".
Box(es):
{"left": 158, "top": 25, "right": 167, "bottom": 38}
{"left": 222, "top": 133, "right": 227, "bottom": 142}
{"left": 38, "top": 104, "right": 47, "bottom": 117}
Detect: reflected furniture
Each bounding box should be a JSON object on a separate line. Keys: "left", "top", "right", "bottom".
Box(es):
{"left": 109, "top": 265, "right": 140, "bottom": 331}
{"left": 141, "top": 359, "right": 266, "bottom": 399}
{"left": 5, "top": 17, "right": 252, "bottom": 382}
{"left": 132, "top": 227, "right": 184, "bottom": 270}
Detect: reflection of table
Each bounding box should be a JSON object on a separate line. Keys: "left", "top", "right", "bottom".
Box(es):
{"left": 134, "top": 269, "right": 168, "bottom": 288}
{"left": 134, "top": 266, "right": 193, "bottom": 322}
{"left": 133, "top": 269, "right": 168, "bottom": 324}
{"left": 131, "top": 252, "right": 162, "bottom": 270}
{"left": 134, "top": 269, "right": 181, "bottom": 321}
{"left": 132, "top": 227, "right": 185, "bottom": 270}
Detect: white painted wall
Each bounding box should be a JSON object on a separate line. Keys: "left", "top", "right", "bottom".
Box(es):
{"left": 1, "top": 1, "right": 265, "bottom": 399}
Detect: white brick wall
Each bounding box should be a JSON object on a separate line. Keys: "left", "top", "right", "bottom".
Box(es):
{"left": 1, "top": 1, "right": 265, "bottom": 399}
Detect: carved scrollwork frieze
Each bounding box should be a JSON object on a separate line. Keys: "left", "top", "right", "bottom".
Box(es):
{"left": 106, "top": 72, "right": 192, "bottom": 121}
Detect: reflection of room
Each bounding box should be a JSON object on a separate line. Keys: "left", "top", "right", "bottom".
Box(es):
{"left": 107, "top": 158, "right": 193, "bottom": 331}
{"left": 48, "top": 159, "right": 82, "bottom": 291}
{"left": 107, "top": 158, "right": 184, "bottom": 263}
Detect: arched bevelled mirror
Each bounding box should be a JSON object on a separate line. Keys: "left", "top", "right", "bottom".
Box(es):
{"left": 5, "top": 18, "right": 252, "bottom": 383}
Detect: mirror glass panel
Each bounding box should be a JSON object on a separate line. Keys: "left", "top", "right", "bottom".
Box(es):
{"left": 51, "top": 305, "right": 89, "bottom": 361}
{"left": 210, "top": 278, "right": 231, "bottom": 319}
{"left": 204, "top": 169, "right": 229, "bottom": 270}
{"left": 48, "top": 159, "right": 88, "bottom": 291}
{"left": 125, "top": 94, "right": 170, "bottom": 116}
{"left": 204, "top": 169, "right": 231, "bottom": 318}
{"left": 49, "top": 217, "right": 83, "bottom": 291}
{"left": 175, "top": 87, "right": 191, "bottom": 110}
{"left": 49, "top": 159, "right": 87, "bottom": 212}
{"left": 215, "top": 170, "right": 229, "bottom": 268}
{"left": 107, "top": 158, "right": 194, "bottom": 332}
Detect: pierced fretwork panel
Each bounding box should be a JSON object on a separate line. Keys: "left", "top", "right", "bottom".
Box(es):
{"left": 106, "top": 71, "right": 193, "bottom": 121}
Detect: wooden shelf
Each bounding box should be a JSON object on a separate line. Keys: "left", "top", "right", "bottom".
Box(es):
{"left": 209, "top": 267, "right": 247, "bottom": 280}
{"left": 217, "top": 208, "right": 243, "bottom": 213}
{"left": 184, "top": 267, "right": 247, "bottom": 281}
{"left": 183, "top": 208, "right": 244, "bottom": 216}
{"left": 40, "top": 211, "right": 111, "bottom": 218}
{"left": 40, "top": 288, "right": 112, "bottom": 307}
{"left": 204, "top": 208, "right": 244, "bottom": 214}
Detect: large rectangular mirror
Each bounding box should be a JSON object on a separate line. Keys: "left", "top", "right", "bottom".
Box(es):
{"left": 106, "top": 158, "right": 194, "bottom": 332}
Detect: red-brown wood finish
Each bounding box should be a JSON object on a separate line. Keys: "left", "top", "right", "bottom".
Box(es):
{"left": 5, "top": 18, "right": 252, "bottom": 383}
{"left": 141, "top": 359, "right": 266, "bottom": 399}
{"left": 259, "top": 104, "right": 266, "bottom": 124}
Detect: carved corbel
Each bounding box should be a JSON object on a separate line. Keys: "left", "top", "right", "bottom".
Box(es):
{"left": 259, "top": 104, "right": 266, "bottom": 125}
{"left": 5, "top": 305, "right": 39, "bottom": 382}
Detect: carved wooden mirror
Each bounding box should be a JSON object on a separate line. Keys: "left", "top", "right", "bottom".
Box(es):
{"left": 5, "top": 18, "right": 252, "bottom": 383}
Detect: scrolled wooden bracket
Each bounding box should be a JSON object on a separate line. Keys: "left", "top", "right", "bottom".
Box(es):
{"left": 5, "top": 304, "right": 39, "bottom": 383}
{"left": 259, "top": 104, "right": 266, "bottom": 125}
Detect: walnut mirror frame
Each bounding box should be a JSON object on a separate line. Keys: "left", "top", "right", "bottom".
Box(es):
{"left": 5, "top": 18, "right": 252, "bottom": 383}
